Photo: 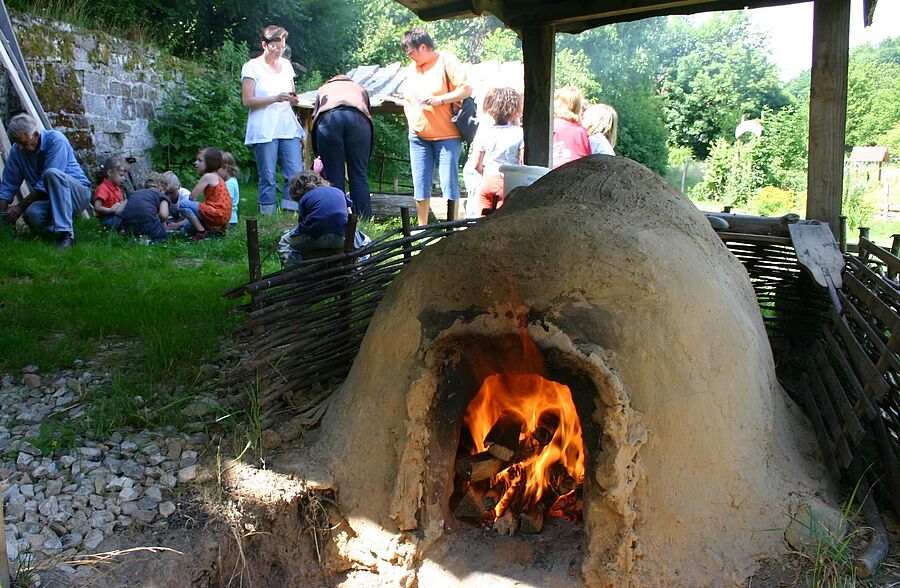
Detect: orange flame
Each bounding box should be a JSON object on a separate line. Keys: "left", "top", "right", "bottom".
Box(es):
{"left": 459, "top": 330, "right": 584, "bottom": 519}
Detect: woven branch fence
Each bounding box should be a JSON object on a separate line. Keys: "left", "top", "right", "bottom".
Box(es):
{"left": 223, "top": 210, "right": 477, "bottom": 420}
{"left": 225, "top": 214, "right": 900, "bottom": 524}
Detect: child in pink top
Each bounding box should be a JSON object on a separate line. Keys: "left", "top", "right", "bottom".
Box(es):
{"left": 93, "top": 155, "right": 127, "bottom": 230}
{"left": 551, "top": 86, "right": 591, "bottom": 169}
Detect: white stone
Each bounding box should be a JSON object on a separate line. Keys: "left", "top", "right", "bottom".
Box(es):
{"left": 158, "top": 501, "right": 176, "bottom": 517}
{"left": 46, "top": 479, "right": 63, "bottom": 496}
{"left": 176, "top": 465, "right": 197, "bottom": 483}
{"left": 78, "top": 447, "right": 102, "bottom": 458}
{"left": 144, "top": 485, "right": 163, "bottom": 502}
{"left": 83, "top": 528, "right": 104, "bottom": 550}
{"left": 38, "top": 496, "right": 59, "bottom": 517}
{"left": 88, "top": 510, "right": 115, "bottom": 529}
{"left": 119, "top": 486, "right": 141, "bottom": 502}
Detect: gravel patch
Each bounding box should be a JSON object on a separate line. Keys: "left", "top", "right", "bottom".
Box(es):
{"left": 1, "top": 359, "right": 218, "bottom": 584}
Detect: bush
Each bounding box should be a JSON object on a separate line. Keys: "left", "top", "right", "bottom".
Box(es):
{"left": 751, "top": 186, "right": 802, "bottom": 217}
{"left": 150, "top": 40, "right": 254, "bottom": 183}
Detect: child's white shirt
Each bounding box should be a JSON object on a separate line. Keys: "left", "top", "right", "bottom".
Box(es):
{"left": 473, "top": 124, "right": 524, "bottom": 173}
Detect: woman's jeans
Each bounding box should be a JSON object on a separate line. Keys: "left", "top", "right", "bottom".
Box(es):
{"left": 316, "top": 108, "right": 373, "bottom": 219}
{"left": 408, "top": 134, "right": 462, "bottom": 201}
{"left": 254, "top": 137, "right": 303, "bottom": 214}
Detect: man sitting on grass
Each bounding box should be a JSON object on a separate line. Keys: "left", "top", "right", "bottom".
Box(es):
{"left": 0, "top": 113, "right": 92, "bottom": 250}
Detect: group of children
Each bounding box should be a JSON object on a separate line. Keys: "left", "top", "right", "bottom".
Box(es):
{"left": 462, "top": 84, "right": 618, "bottom": 217}
{"left": 92, "top": 148, "right": 241, "bottom": 243}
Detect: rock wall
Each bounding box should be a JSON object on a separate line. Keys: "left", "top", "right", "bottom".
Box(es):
{"left": 0, "top": 14, "right": 182, "bottom": 176}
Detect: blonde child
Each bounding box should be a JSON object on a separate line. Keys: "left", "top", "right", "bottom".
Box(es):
{"left": 551, "top": 86, "right": 590, "bottom": 169}
{"left": 582, "top": 104, "right": 618, "bottom": 156}
{"left": 178, "top": 147, "right": 232, "bottom": 241}
{"left": 93, "top": 155, "right": 127, "bottom": 230}
{"left": 218, "top": 152, "right": 241, "bottom": 227}
{"left": 161, "top": 171, "right": 192, "bottom": 232}
{"left": 471, "top": 87, "right": 524, "bottom": 216}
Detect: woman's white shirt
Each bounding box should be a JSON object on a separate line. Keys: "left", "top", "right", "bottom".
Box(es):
{"left": 241, "top": 57, "right": 305, "bottom": 145}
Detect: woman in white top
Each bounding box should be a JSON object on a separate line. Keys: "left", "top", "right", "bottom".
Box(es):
{"left": 582, "top": 103, "right": 618, "bottom": 156}
{"left": 241, "top": 25, "right": 305, "bottom": 215}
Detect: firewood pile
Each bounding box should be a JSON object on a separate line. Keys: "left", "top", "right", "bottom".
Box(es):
{"left": 451, "top": 408, "right": 583, "bottom": 535}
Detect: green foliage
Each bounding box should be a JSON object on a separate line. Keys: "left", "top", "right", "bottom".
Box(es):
{"left": 667, "top": 145, "right": 694, "bottom": 167}
{"left": 691, "top": 136, "right": 765, "bottom": 207}
{"left": 150, "top": 40, "right": 253, "bottom": 182}
{"left": 481, "top": 28, "right": 521, "bottom": 62}
{"left": 658, "top": 13, "right": 788, "bottom": 159}
{"left": 786, "top": 37, "right": 900, "bottom": 151}
{"left": 843, "top": 170, "right": 877, "bottom": 232}
{"left": 751, "top": 185, "right": 802, "bottom": 217}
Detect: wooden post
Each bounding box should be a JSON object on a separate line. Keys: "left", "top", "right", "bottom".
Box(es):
{"left": 680, "top": 160, "right": 689, "bottom": 193}
{"left": 521, "top": 25, "right": 554, "bottom": 168}
{"left": 839, "top": 216, "right": 848, "bottom": 253}
{"left": 858, "top": 226, "right": 870, "bottom": 260}
{"left": 806, "top": 0, "right": 850, "bottom": 236}
{"left": 890, "top": 234, "right": 900, "bottom": 257}
{"left": 343, "top": 214, "right": 358, "bottom": 253}
{"left": 0, "top": 496, "right": 9, "bottom": 588}
{"left": 400, "top": 206, "right": 412, "bottom": 262}
{"left": 723, "top": 206, "right": 732, "bottom": 213}
{"left": 446, "top": 199, "right": 457, "bottom": 222}
{"left": 246, "top": 218, "right": 262, "bottom": 283}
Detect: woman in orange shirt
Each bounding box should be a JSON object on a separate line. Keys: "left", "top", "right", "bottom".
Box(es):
{"left": 401, "top": 27, "right": 472, "bottom": 226}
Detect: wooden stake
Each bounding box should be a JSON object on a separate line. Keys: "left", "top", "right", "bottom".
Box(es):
{"left": 0, "top": 496, "right": 9, "bottom": 588}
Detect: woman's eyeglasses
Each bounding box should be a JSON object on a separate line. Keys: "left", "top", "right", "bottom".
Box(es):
{"left": 267, "top": 43, "right": 286, "bottom": 51}
{"left": 404, "top": 48, "right": 415, "bottom": 57}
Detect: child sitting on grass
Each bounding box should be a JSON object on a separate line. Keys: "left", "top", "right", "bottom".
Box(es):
{"left": 118, "top": 173, "right": 177, "bottom": 243}
{"left": 277, "top": 170, "right": 370, "bottom": 267}
{"left": 178, "top": 147, "right": 232, "bottom": 242}
{"left": 161, "top": 171, "right": 192, "bottom": 232}
{"left": 219, "top": 152, "right": 241, "bottom": 228}
{"left": 93, "top": 155, "right": 127, "bottom": 231}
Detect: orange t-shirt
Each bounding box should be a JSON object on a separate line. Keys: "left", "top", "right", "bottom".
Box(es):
{"left": 93, "top": 178, "right": 122, "bottom": 217}
{"left": 402, "top": 52, "right": 468, "bottom": 141}
{"left": 199, "top": 179, "right": 232, "bottom": 232}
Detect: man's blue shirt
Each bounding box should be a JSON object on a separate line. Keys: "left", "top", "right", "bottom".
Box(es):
{"left": 0, "top": 130, "right": 90, "bottom": 202}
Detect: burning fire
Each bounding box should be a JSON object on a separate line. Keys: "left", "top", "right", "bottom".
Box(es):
{"left": 452, "top": 333, "right": 585, "bottom": 534}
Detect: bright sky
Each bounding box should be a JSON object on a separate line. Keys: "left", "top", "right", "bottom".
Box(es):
{"left": 698, "top": 0, "right": 899, "bottom": 81}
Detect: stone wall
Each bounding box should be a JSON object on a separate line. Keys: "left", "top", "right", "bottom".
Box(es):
{"left": 0, "top": 14, "right": 182, "bottom": 179}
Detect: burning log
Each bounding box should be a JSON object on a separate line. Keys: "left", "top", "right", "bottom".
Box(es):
{"left": 455, "top": 451, "right": 507, "bottom": 482}
{"left": 482, "top": 478, "right": 508, "bottom": 510}
{"left": 484, "top": 411, "right": 525, "bottom": 461}
{"left": 493, "top": 467, "right": 525, "bottom": 519}
{"left": 549, "top": 463, "right": 578, "bottom": 495}
{"left": 533, "top": 409, "right": 560, "bottom": 446}
{"left": 453, "top": 485, "right": 488, "bottom": 521}
{"left": 519, "top": 502, "right": 546, "bottom": 534}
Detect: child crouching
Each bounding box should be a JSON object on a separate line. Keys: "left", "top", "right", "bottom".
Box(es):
{"left": 119, "top": 173, "right": 176, "bottom": 243}
{"left": 277, "top": 171, "right": 370, "bottom": 267}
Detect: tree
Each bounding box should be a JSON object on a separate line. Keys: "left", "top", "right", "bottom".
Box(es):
{"left": 658, "top": 13, "right": 788, "bottom": 159}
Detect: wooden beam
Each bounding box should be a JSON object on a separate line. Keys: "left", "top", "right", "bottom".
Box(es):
{"left": 521, "top": 25, "right": 554, "bottom": 168}
{"left": 806, "top": 0, "right": 850, "bottom": 235}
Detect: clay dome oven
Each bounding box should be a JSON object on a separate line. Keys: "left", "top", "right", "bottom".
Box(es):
{"left": 310, "top": 156, "right": 823, "bottom": 585}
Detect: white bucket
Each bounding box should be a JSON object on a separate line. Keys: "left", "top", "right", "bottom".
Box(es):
{"left": 499, "top": 164, "right": 550, "bottom": 196}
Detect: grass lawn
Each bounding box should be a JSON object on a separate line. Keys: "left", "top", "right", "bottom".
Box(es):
{"left": 0, "top": 182, "right": 397, "bottom": 440}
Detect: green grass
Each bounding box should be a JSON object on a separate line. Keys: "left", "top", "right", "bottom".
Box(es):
{"left": 0, "top": 181, "right": 407, "bottom": 445}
